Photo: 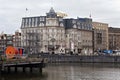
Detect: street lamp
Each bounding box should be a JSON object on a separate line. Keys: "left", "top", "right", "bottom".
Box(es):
{"left": 50, "top": 38, "right": 56, "bottom": 54}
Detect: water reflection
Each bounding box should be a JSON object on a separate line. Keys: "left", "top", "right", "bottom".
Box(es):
{"left": 44, "top": 63, "right": 120, "bottom": 80}
{"left": 0, "top": 70, "right": 48, "bottom": 80}
{"left": 1, "top": 63, "right": 120, "bottom": 80}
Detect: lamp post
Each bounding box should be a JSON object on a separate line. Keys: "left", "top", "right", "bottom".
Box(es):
{"left": 69, "top": 38, "right": 74, "bottom": 54}
{"left": 50, "top": 38, "right": 56, "bottom": 54}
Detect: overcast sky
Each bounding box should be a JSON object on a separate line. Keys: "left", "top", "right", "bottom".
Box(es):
{"left": 0, "top": 0, "right": 120, "bottom": 34}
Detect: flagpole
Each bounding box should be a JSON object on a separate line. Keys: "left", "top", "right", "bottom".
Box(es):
{"left": 25, "top": 8, "right": 28, "bottom": 17}
{"left": 51, "top": 0, "right": 54, "bottom": 8}
{"left": 89, "top": 13, "right": 91, "bottom": 18}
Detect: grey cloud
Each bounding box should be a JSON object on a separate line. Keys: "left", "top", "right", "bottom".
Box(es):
{"left": 0, "top": 0, "right": 120, "bottom": 33}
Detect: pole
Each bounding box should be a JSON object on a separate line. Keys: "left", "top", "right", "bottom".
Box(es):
{"left": 15, "top": 66, "right": 17, "bottom": 73}
{"left": 23, "top": 67, "right": 26, "bottom": 72}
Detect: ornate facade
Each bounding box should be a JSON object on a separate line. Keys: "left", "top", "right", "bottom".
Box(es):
{"left": 21, "top": 8, "right": 93, "bottom": 54}
{"left": 21, "top": 8, "right": 65, "bottom": 54}
{"left": 0, "top": 33, "right": 13, "bottom": 54}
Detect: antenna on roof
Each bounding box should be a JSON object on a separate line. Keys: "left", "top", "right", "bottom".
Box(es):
{"left": 89, "top": 12, "right": 92, "bottom": 18}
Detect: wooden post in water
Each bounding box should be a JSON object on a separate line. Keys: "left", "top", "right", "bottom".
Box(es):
{"left": 39, "top": 67, "right": 42, "bottom": 73}
{"left": 0, "top": 65, "right": 1, "bottom": 73}
{"left": 15, "top": 66, "right": 18, "bottom": 73}
{"left": 39, "top": 63, "right": 43, "bottom": 73}
{"left": 7, "top": 66, "right": 11, "bottom": 73}
{"left": 30, "top": 67, "right": 33, "bottom": 72}
{"left": 23, "top": 67, "right": 26, "bottom": 72}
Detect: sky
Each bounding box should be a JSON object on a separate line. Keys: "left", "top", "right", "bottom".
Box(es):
{"left": 0, "top": 0, "right": 120, "bottom": 34}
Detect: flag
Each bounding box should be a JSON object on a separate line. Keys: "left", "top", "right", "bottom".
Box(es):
{"left": 26, "top": 8, "right": 28, "bottom": 11}
{"left": 89, "top": 14, "right": 91, "bottom": 18}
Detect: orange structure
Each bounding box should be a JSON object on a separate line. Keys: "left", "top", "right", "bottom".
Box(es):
{"left": 5, "top": 46, "right": 19, "bottom": 59}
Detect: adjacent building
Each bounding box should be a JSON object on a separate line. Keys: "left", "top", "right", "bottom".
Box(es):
{"left": 13, "top": 31, "right": 21, "bottom": 48}
{"left": 92, "top": 22, "right": 108, "bottom": 51}
{"left": 108, "top": 27, "right": 120, "bottom": 50}
{"left": 0, "top": 33, "right": 13, "bottom": 54}
{"left": 64, "top": 18, "right": 93, "bottom": 55}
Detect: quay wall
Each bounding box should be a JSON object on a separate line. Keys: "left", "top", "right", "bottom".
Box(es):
{"left": 39, "top": 54, "right": 120, "bottom": 63}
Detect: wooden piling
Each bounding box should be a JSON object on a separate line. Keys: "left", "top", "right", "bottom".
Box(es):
{"left": 15, "top": 67, "right": 17, "bottom": 72}
{"left": 7, "top": 66, "right": 10, "bottom": 73}
{"left": 23, "top": 67, "right": 26, "bottom": 72}
{"left": 39, "top": 67, "right": 42, "bottom": 73}
{"left": 0, "top": 65, "right": 1, "bottom": 73}
{"left": 30, "top": 67, "right": 33, "bottom": 72}
{"left": 0, "top": 58, "right": 46, "bottom": 73}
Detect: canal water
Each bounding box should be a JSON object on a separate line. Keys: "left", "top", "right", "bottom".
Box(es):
{"left": 1, "top": 63, "right": 120, "bottom": 80}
